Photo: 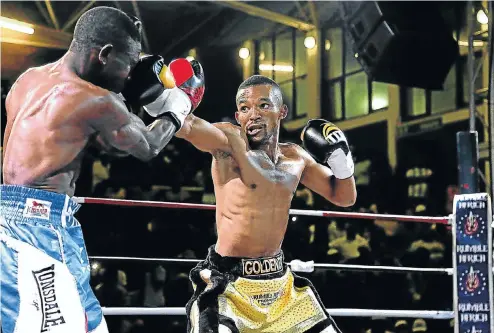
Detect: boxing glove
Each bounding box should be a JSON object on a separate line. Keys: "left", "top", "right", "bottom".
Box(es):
{"left": 121, "top": 54, "right": 176, "bottom": 106}
{"left": 143, "top": 58, "right": 205, "bottom": 130}
{"left": 301, "top": 119, "right": 354, "bottom": 179}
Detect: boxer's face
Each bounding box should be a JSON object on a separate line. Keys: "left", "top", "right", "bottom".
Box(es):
{"left": 97, "top": 38, "right": 141, "bottom": 92}
{"left": 235, "top": 84, "right": 287, "bottom": 147}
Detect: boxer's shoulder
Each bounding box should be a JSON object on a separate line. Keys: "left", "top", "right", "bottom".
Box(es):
{"left": 279, "top": 142, "right": 303, "bottom": 155}
{"left": 214, "top": 122, "right": 241, "bottom": 135}
{"left": 214, "top": 122, "right": 239, "bottom": 130}
{"left": 280, "top": 142, "right": 313, "bottom": 163}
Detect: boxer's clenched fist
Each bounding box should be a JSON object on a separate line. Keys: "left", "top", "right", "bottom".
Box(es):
{"left": 143, "top": 58, "right": 205, "bottom": 130}
{"left": 121, "top": 54, "right": 174, "bottom": 105}
{"left": 301, "top": 119, "right": 354, "bottom": 179}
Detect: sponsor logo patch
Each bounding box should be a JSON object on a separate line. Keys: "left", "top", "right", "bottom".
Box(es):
{"left": 23, "top": 198, "right": 51, "bottom": 220}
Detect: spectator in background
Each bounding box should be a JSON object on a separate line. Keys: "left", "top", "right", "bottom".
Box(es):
{"left": 395, "top": 320, "right": 410, "bottom": 333}
{"left": 328, "top": 223, "right": 370, "bottom": 261}
{"left": 142, "top": 265, "right": 168, "bottom": 333}
{"left": 143, "top": 265, "right": 167, "bottom": 307}
{"left": 411, "top": 319, "right": 427, "bottom": 333}
{"left": 94, "top": 268, "right": 129, "bottom": 332}
{"left": 92, "top": 156, "right": 111, "bottom": 191}
{"left": 327, "top": 219, "right": 346, "bottom": 243}
{"left": 407, "top": 224, "right": 445, "bottom": 263}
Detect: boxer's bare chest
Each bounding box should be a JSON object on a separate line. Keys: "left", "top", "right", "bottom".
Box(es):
{"left": 212, "top": 146, "right": 304, "bottom": 194}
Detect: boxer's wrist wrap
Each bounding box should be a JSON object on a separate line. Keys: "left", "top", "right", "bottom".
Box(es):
{"left": 327, "top": 149, "right": 354, "bottom": 179}
{"left": 143, "top": 87, "right": 192, "bottom": 130}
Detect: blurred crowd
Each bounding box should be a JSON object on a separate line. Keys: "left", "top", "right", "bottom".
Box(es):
{"left": 74, "top": 125, "right": 456, "bottom": 333}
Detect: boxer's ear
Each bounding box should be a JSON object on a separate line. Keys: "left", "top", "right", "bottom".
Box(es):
{"left": 234, "top": 111, "right": 240, "bottom": 125}
{"left": 98, "top": 44, "right": 113, "bottom": 66}
{"left": 279, "top": 104, "right": 288, "bottom": 119}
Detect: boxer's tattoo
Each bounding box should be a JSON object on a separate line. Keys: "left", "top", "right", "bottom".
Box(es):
{"left": 213, "top": 150, "right": 231, "bottom": 159}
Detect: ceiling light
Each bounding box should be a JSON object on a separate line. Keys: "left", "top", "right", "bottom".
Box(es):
{"left": 304, "top": 36, "right": 316, "bottom": 49}
{"left": 477, "top": 9, "right": 488, "bottom": 24}
{"left": 258, "top": 64, "right": 293, "bottom": 72}
{"left": 239, "top": 47, "right": 250, "bottom": 59}
{"left": 0, "top": 16, "right": 34, "bottom": 34}
{"left": 325, "top": 40, "right": 331, "bottom": 51}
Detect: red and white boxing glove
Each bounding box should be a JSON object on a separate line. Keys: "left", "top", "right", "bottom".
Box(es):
{"left": 144, "top": 58, "right": 205, "bottom": 130}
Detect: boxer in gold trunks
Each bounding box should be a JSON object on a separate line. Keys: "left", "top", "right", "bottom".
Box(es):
{"left": 174, "top": 75, "right": 356, "bottom": 333}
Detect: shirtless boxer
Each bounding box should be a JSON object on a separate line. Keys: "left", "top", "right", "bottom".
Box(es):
{"left": 1, "top": 6, "right": 204, "bottom": 333}
{"left": 172, "top": 74, "right": 356, "bottom": 332}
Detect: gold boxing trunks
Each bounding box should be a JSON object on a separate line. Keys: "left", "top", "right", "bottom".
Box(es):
{"left": 186, "top": 246, "right": 341, "bottom": 333}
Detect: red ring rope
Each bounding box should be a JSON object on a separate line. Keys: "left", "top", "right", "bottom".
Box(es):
{"left": 73, "top": 197, "right": 451, "bottom": 225}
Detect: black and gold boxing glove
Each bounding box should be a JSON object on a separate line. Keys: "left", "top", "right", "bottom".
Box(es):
{"left": 121, "top": 54, "right": 175, "bottom": 106}
{"left": 301, "top": 119, "right": 354, "bottom": 179}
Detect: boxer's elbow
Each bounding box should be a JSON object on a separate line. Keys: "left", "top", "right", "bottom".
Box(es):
{"left": 338, "top": 192, "right": 357, "bottom": 207}
{"left": 139, "top": 147, "right": 161, "bottom": 161}
{"left": 327, "top": 176, "right": 357, "bottom": 207}
{"left": 175, "top": 114, "right": 195, "bottom": 139}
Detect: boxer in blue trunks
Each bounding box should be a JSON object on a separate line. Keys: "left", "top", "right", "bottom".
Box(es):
{"left": 1, "top": 6, "right": 205, "bottom": 333}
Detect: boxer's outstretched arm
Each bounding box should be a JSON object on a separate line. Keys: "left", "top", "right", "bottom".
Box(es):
{"left": 176, "top": 114, "right": 230, "bottom": 153}
{"left": 90, "top": 94, "right": 177, "bottom": 161}
{"left": 298, "top": 146, "right": 356, "bottom": 207}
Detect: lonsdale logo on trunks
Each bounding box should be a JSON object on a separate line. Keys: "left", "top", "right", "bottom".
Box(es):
{"left": 23, "top": 198, "right": 52, "bottom": 220}
{"left": 242, "top": 253, "right": 284, "bottom": 276}
{"left": 32, "top": 265, "right": 66, "bottom": 332}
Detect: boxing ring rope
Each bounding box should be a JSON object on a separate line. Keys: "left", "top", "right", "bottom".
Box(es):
{"left": 89, "top": 255, "right": 454, "bottom": 275}
{"left": 73, "top": 196, "right": 452, "bottom": 224}
{"left": 101, "top": 307, "right": 454, "bottom": 319}
{"left": 77, "top": 195, "right": 494, "bottom": 321}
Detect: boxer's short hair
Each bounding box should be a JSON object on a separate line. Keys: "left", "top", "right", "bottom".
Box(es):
{"left": 71, "top": 6, "right": 141, "bottom": 54}
{"left": 237, "top": 75, "right": 283, "bottom": 107}
{"left": 238, "top": 75, "right": 280, "bottom": 91}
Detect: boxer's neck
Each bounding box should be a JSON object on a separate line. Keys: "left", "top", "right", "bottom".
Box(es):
{"left": 63, "top": 51, "right": 99, "bottom": 84}
{"left": 250, "top": 127, "right": 280, "bottom": 163}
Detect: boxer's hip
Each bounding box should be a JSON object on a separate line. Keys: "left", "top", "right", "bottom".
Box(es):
{"left": 0, "top": 185, "right": 83, "bottom": 261}
{"left": 186, "top": 245, "right": 339, "bottom": 333}
{"left": 0, "top": 185, "right": 81, "bottom": 227}
{"left": 0, "top": 185, "right": 105, "bottom": 333}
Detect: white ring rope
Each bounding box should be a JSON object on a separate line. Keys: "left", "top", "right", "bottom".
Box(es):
{"left": 89, "top": 256, "right": 453, "bottom": 274}
{"left": 74, "top": 196, "right": 452, "bottom": 225}
{"left": 90, "top": 256, "right": 201, "bottom": 264}
{"left": 101, "top": 307, "right": 454, "bottom": 319}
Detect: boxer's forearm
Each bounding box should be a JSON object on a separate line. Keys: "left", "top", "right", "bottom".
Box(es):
{"left": 136, "top": 114, "right": 177, "bottom": 160}
{"left": 176, "top": 114, "right": 230, "bottom": 153}
{"left": 108, "top": 112, "right": 177, "bottom": 161}
{"left": 93, "top": 94, "right": 177, "bottom": 161}
{"left": 300, "top": 154, "right": 356, "bottom": 207}
{"left": 94, "top": 135, "right": 130, "bottom": 157}
{"left": 329, "top": 176, "right": 357, "bottom": 207}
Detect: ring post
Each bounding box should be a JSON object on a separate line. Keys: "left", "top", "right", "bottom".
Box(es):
{"left": 453, "top": 193, "right": 493, "bottom": 333}
{"left": 456, "top": 131, "right": 480, "bottom": 194}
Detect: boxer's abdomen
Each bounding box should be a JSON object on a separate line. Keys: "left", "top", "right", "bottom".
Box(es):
{"left": 214, "top": 177, "right": 293, "bottom": 258}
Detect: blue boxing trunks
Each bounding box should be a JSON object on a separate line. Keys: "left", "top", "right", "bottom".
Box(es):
{"left": 0, "top": 185, "right": 107, "bottom": 333}
{"left": 186, "top": 245, "right": 341, "bottom": 333}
